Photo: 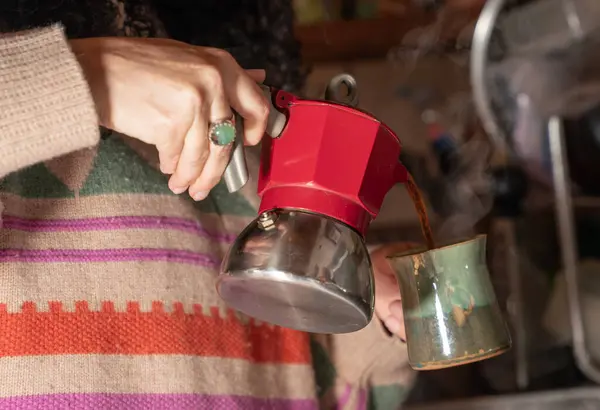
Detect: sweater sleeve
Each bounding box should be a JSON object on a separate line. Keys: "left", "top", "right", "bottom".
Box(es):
{"left": 313, "top": 319, "right": 416, "bottom": 410}
{"left": 0, "top": 24, "right": 100, "bottom": 178}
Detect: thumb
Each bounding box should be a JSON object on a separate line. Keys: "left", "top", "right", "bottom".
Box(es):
{"left": 246, "top": 69, "right": 266, "bottom": 84}
{"left": 371, "top": 242, "right": 418, "bottom": 339}
{"left": 372, "top": 245, "right": 402, "bottom": 319}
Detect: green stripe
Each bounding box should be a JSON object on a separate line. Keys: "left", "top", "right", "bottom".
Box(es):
{"left": 310, "top": 337, "right": 336, "bottom": 398}
{"left": 368, "top": 385, "right": 409, "bottom": 410}
{"left": 78, "top": 137, "right": 172, "bottom": 196}
{"left": 1, "top": 137, "right": 256, "bottom": 217}
{"left": 0, "top": 163, "right": 73, "bottom": 198}
{"left": 201, "top": 180, "right": 256, "bottom": 217}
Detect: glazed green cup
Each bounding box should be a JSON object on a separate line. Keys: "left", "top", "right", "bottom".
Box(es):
{"left": 387, "top": 235, "right": 511, "bottom": 370}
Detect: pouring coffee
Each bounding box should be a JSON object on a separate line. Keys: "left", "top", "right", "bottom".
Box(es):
{"left": 216, "top": 75, "right": 512, "bottom": 369}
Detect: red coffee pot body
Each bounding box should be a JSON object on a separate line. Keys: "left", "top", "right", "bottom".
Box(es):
{"left": 217, "top": 86, "right": 409, "bottom": 334}
{"left": 257, "top": 89, "right": 408, "bottom": 235}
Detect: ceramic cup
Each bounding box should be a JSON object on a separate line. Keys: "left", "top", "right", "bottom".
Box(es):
{"left": 387, "top": 235, "right": 511, "bottom": 370}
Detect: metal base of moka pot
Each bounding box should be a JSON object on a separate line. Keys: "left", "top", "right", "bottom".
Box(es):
{"left": 217, "top": 209, "right": 375, "bottom": 334}
{"left": 217, "top": 76, "right": 408, "bottom": 334}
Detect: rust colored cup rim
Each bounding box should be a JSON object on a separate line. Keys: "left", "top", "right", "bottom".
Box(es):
{"left": 385, "top": 234, "right": 487, "bottom": 260}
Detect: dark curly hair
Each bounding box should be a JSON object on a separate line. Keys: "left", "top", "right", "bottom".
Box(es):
{"left": 153, "top": 0, "right": 307, "bottom": 91}
{"left": 0, "top": 0, "right": 306, "bottom": 91}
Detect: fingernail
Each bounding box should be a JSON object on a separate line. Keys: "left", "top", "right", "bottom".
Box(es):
{"left": 170, "top": 186, "right": 187, "bottom": 195}
{"left": 168, "top": 179, "right": 187, "bottom": 194}
{"left": 192, "top": 191, "right": 208, "bottom": 201}
{"left": 384, "top": 317, "right": 402, "bottom": 335}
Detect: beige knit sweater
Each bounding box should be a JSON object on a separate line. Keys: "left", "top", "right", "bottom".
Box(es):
{"left": 0, "top": 24, "right": 414, "bottom": 410}
{"left": 0, "top": 26, "right": 99, "bottom": 178}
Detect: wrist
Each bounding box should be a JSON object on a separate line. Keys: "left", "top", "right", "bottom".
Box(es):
{"left": 68, "top": 38, "right": 108, "bottom": 128}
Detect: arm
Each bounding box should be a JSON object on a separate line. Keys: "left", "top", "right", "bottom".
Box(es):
{"left": 0, "top": 24, "right": 99, "bottom": 178}
{"left": 313, "top": 320, "right": 415, "bottom": 410}
{"left": 312, "top": 243, "right": 418, "bottom": 410}
{"left": 1, "top": 29, "right": 268, "bottom": 201}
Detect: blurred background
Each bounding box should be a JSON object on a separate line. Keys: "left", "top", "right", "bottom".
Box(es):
{"left": 289, "top": 0, "right": 600, "bottom": 408}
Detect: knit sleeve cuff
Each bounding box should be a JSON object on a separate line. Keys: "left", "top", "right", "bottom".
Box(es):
{"left": 0, "top": 24, "right": 99, "bottom": 177}
{"left": 325, "top": 316, "right": 409, "bottom": 388}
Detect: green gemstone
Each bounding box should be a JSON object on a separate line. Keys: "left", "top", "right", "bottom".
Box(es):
{"left": 211, "top": 123, "right": 236, "bottom": 146}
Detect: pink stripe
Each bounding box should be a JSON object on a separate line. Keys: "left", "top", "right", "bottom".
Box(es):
{"left": 336, "top": 383, "right": 353, "bottom": 409}
{"left": 357, "top": 388, "right": 367, "bottom": 410}
{"left": 0, "top": 394, "right": 318, "bottom": 410}
{"left": 2, "top": 215, "right": 236, "bottom": 242}
{"left": 0, "top": 248, "right": 219, "bottom": 265}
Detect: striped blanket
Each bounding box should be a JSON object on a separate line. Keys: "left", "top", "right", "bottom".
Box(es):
{"left": 0, "top": 135, "right": 413, "bottom": 409}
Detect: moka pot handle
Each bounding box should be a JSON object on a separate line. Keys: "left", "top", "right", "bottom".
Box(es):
{"left": 223, "top": 74, "right": 359, "bottom": 193}
{"left": 222, "top": 85, "right": 287, "bottom": 193}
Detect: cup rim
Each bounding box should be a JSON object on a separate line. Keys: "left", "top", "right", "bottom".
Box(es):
{"left": 385, "top": 234, "right": 487, "bottom": 260}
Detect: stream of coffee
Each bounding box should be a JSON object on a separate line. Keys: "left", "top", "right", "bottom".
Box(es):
{"left": 405, "top": 173, "right": 435, "bottom": 249}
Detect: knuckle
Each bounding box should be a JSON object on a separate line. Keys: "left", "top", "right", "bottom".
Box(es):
{"left": 182, "top": 86, "right": 203, "bottom": 108}
{"left": 185, "top": 151, "right": 209, "bottom": 173}
{"left": 190, "top": 157, "right": 208, "bottom": 171}
{"left": 200, "top": 64, "right": 224, "bottom": 89}
{"left": 157, "top": 143, "right": 179, "bottom": 163}
{"left": 193, "top": 176, "right": 220, "bottom": 193}
{"left": 256, "top": 100, "right": 270, "bottom": 123}
{"left": 177, "top": 170, "right": 197, "bottom": 186}
{"left": 208, "top": 47, "right": 234, "bottom": 63}
{"left": 207, "top": 174, "right": 222, "bottom": 188}
{"left": 153, "top": 122, "right": 179, "bottom": 149}
{"left": 156, "top": 121, "right": 186, "bottom": 150}
{"left": 161, "top": 159, "right": 177, "bottom": 173}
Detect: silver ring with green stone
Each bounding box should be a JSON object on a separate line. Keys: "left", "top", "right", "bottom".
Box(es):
{"left": 208, "top": 118, "right": 237, "bottom": 147}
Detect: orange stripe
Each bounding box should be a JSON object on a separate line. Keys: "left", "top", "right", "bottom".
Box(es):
{"left": 0, "top": 301, "right": 310, "bottom": 364}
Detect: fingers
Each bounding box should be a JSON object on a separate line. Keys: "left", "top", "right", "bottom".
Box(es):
{"left": 383, "top": 300, "right": 406, "bottom": 341}
{"left": 246, "top": 69, "right": 266, "bottom": 83}
{"left": 157, "top": 138, "right": 183, "bottom": 175}
{"left": 188, "top": 141, "right": 232, "bottom": 200}
{"left": 218, "top": 56, "right": 269, "bottom": 146}
{"left": 185, "top": 56, "right": 267, "bottom": 198}
{"left": 168, "top": 59, "right": 233, "bottom": 194}
{"left": 371, "top": 242, "right": 417, "bottom": 340}
{"left": 188, "top": 91, "right": 234, "bottom": 201}
{"left": 166, "top": 48, "right": 267, "bottom": 198}
{"left": 372, "top": 245, "right": 403, "bottom": 318}
{"left": 168, "top": 114, "right": 210, "bottom": 194}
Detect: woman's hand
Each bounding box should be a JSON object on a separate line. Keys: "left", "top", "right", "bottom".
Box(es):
{"left": 371, "top": 242, "right": 417, "bottom": 341}
{"left": 70, "top": 37, "right": 269, "bottom": 200}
